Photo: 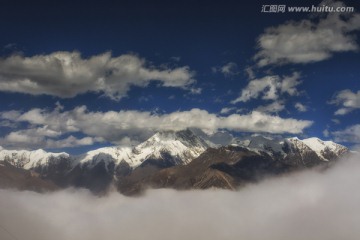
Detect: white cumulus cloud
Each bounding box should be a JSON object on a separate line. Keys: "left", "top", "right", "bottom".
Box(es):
{"left": 330, "top": 89, "right": 360, "bottom": 115}
{"left": 255, "top": 101, "right": 285, "bottom": 113}
{"left": 0, "top": 127, "right": 100, "bottom": 149}
{"left": 231, "top": 72, "right": 301, "bottom": 104}
{"left": 220, "top": 107, "right": 236, "bottom": 115}
{"left": 331, "top": 124, "right": 360, "bottom": 144}
{"left": 295, "top": 102, "right": 307, "bottom": 112}
{"left": 0, "top": 51, "right": 195, "bottom": 100}
{"left": 0, "top": 106, "right": 313, "bottom": 149}
{"left": 255, "top": 0, "right": 360, "bottom": 66}
{"left": 212, "top": 62, "right": 239, "bottom": 76}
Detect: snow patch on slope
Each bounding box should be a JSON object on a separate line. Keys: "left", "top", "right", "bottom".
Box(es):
{"left": 301, "top": 137, "right": 348, "bottom": 161}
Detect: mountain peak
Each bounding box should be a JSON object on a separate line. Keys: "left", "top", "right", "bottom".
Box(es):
{"left": 132, "top": 129, "right": 209, "bottom": 165}
{"left": 301, "top": 137, "right": 348, "bottom": 160}
{"left": 75, "top": 129, "right": 210, "bottom": 170}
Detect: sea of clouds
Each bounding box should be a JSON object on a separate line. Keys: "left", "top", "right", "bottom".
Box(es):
{"left": 1, "top": 153, "right": 360, "bottom": 240}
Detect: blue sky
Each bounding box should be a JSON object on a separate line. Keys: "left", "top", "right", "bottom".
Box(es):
{"left": 0, "top": 0, "right": 360, "bottom": 153}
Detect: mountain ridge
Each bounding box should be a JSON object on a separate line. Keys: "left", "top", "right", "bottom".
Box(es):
{"left": 0, "top": 130, "right": 348, "bottom": 170}
{"left": 0, "top": 129, "right": 350, "bottom": 195}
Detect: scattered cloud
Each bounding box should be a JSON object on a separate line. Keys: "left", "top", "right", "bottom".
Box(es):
{"left": 0, "top": 51, "right": 196, "bottom": 100}
{"left": 255, "top": 0, "right": 360, "bottom": 66}
{"left": 220, "top": 107, "right": 236, "bottom": 115}
{"left": 0, "top": 106, "right": 313, "bottom": 149}
{"left": 3, "top": 43, "right": 18, "bottom": 50}
{"left": 138, "top": 95, "right": 152, "bottom": 102}
{"left": 1, "top": 154, "right": 360, "bottom": 240}
{"left": 0, "top": 125, "right": 101, "bottom": 149}
{"left": 332, "top": 119, "right": 340, "bottom": 124}
{"left": 231, "top": 72, "right": 301, "bottom": 104}
{"left": 245, "top": 66, "right": 255, "bottom": 79}
{"left": 47, "top": 136, "right": 99, "bottom": 149}
{"left": 331, "top": 124, "right": 360, "bottom": 143}
{"left": 212, "top": 62, "right": 239, "bottom": 76}
{"left": 295, "top": 102, "right": 307, "bottom": 112}
{"left": 255, "top": 101, "right": 285, "bottom": 113}
{"left": 189, "top": 87, "right": 202, "bottom": 95}
{"left": 334, "top": 108, "right": 353, "bottom": 115}
{"left": 170, "top": 56, "right": 181, "bottom": 62}
{"left": 330, "top": 89, "right": 360, "bottom": 115}
{"left": 323, "top": 129, "right": 330, "bottom": 137}
{"left": 0, "top": 120, "right": 18, "bottom": 128}
{"left": 221, "top": 62, "right": 239, "bottom": 76}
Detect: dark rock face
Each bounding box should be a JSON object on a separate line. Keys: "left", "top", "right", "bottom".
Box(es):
{"left": 115, "top": 147, "right": 285, "bottom": 194}
{"left": 321, "top": 147, "right": 348, "bottom": 161}
{"left": 66, "top": 159, "right": 115, "bottom": 195}
{"left": 0, "top": 161, "right": 59, "bottom": 192}
{"left": 115, "top": 160, "right": 132, "bottom": 177}
{"left": 32, "top": 156, "right": 72, "bottom": 187}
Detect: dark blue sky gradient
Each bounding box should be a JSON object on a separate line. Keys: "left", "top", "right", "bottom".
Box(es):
{"left": 0, "top": 0, "right": 360, "bottom": 153}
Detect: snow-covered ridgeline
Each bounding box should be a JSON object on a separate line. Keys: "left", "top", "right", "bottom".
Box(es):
{"left": 0, "top": 130, "right": 348, "bottom": 171}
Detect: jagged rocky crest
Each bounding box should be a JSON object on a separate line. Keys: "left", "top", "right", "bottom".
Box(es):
{"left": 0, "top": 129, "right": 349, "bottom": 195}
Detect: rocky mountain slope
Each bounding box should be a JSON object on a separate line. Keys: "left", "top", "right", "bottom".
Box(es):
{"left": 117, "top": 140, "right": 348, "bottom": 195}
{"left": 0, "top": 161, "right": 59, "bottom": 192}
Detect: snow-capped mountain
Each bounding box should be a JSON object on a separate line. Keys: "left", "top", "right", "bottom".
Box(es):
{"left": 0, "top": 130, "right": 350, "bottom": 194}
{"left": 0, "top": 129, "right": 212, "bottom": 194}
{"left": 76, "top": 129, "right": 211, "bottom": 169}
{"left": 0, "top": 131, "right": 349, "bottom": 172}
{"left": 233, "top": 135, "right": 348, "bottom": 163}
{"left": 235, "top": 135, "right": 285, "bottom": 155}
{"left": 300, "top": 137, "right": 349, "bottom": 160}
{"left": 0, "top": 129, "right": 210, "bottom": 171}
{"left": 0, "top": 148, "right": 69, "bottom": 169}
